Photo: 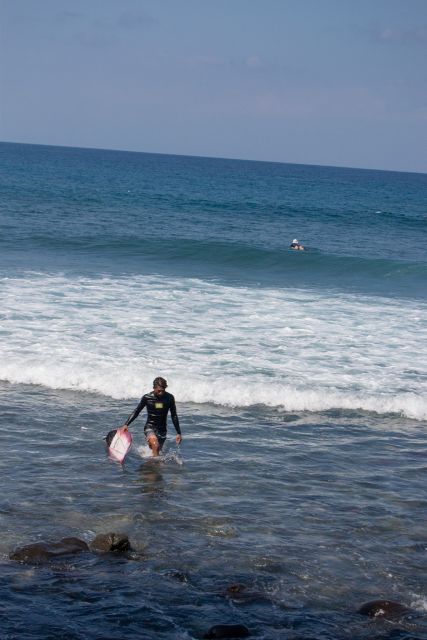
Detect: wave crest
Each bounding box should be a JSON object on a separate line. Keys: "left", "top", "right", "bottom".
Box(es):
{"left": 1, "top": 365, "right": 425, "bottom": 421}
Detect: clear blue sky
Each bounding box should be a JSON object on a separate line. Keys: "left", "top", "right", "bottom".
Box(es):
{"left": 1, "top": 0, "right": 426, "bottom": 172}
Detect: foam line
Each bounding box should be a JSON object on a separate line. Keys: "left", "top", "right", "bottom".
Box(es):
{"left": 1, "top": 273, "right": 426, "bottom": 420}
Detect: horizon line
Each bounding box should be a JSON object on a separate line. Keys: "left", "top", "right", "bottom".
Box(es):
{"left": 1, "top": 138, "right": 425, "bottom": 177}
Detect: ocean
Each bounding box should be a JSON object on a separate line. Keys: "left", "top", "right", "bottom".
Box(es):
{"left": 0, "top": 141, "right": 426, "bottom": 639}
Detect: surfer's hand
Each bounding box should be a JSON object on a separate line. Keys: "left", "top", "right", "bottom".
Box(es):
{"left": 176, "top": 434, "right": 182, "bottom": 445}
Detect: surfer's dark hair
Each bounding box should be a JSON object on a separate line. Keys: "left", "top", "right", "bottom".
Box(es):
{"left": 153, "top": 376, "right": 168, "bottom": 389}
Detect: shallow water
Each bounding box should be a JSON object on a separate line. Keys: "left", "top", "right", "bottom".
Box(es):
{"left": 2, "top": 382, "right": 426, "bottom": 639}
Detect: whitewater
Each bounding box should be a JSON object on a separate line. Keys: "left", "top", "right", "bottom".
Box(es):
{"left": 1, "top": 272, "right": 426, "bottom": 420}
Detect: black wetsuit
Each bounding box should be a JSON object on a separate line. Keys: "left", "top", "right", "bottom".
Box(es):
{"left": 125, "top": 391, "right": 181, "bottom": 444}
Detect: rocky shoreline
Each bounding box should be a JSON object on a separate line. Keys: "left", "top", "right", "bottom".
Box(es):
{"left": 9, "top": 533, "right": 420, "bottom": 639}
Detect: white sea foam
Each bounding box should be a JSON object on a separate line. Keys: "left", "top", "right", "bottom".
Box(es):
{"left": 410, "top": 595, "right": 427, "bottom": 612}
{"left": 1, "top": 273, "right": 426, "bottom": 420}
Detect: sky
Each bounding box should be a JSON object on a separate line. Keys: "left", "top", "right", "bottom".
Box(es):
{"left": 1, "top": 0, "right": 426, "bottom": 173}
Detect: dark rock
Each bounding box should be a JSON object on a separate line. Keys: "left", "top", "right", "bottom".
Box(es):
{"left": 358, "top": 600, "right": 412, "bottom": 619}
{"left": 90, "top": 532, "right": 131, "bottom": 553}
{"left": 203, "top": 624, "right": 250, "bottom": 639}
{"left": 10, "top": 537, "right": 89, "bottom": 564}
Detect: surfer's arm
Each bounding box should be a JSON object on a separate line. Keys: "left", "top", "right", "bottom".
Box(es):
{"left": 169, "top": 395, "right": 181, "bottom": 435}
{"left": 124, "top": 396, "right": 147, "bottom": 427}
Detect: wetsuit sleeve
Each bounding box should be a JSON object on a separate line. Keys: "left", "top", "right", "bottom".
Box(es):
{"left": 125, "top": 396, "right": 147, "bottom": 427}
{"left": 170, "top": 395, "right": 181, "bottom": 435}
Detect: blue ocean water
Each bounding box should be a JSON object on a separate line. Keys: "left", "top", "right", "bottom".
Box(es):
{"left": 0, "top": 142, "right": 426, "bottom": 639}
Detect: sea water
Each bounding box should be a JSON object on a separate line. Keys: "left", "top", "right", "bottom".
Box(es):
{"left": 0, "top": 142, "right": 426, "bottom": 639}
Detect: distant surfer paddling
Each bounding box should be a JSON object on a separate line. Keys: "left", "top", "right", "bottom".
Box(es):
{"left": 121, "top": 377, "right": 182, "bottom": 457}
{"left": 289, "top": 238, "right": 305, "bottom": 251}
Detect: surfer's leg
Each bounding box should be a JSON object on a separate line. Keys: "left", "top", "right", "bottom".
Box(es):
{"left": 157, "top": 435, "right": 166, "bottom": 452}
{"left": 146, "top": 432, "right": 161, "bottom": 457}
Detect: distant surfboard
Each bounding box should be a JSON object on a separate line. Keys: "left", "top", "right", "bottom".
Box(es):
{"left": 105, "top": 427, "right": 133, "bottom": 463}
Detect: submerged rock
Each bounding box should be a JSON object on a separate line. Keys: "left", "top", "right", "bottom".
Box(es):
{"left": 226, "top": 584, "right": 248, "bottom": 595}
{"left": 358, "top": 599, "right": 412, "bottom": 619}
{"left": 89, "top": 532, "right": 131, "bottom": 553}
{"left": 10, "top": 537, "right": 89, "bottom": 564}
{"left": 10, "top": 532, "right": 132, "bottom": 564}
{"left": 203, "top": 624, "right": 250, "bottom": 639}
{"left": 164, "top": 570, "right": 190, "bottom": 583}
{"left": 223, "top": 583, "right": 265, "bottom": 603}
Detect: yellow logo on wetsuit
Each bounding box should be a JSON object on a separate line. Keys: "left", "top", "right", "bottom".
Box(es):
{"left": 155, "top": 403, "right": 164, "bottom": 409}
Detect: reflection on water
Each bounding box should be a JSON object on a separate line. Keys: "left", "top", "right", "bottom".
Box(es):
{"left": 138, "top": 460, "right": 165, "bottom": 496}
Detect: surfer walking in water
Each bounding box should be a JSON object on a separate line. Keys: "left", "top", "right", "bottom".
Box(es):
{"left": 122, "top": 377, "right": 182, "bottom": 457}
